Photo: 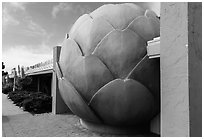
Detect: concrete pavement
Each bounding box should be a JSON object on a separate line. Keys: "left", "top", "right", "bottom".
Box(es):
{"left": 2, "top": 94, "right": 28, "bottom": 116}
{"left": 2, "top": 93, "right": 29, "bottom": 136}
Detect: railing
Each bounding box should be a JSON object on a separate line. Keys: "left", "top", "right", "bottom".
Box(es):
{"left": 24, "top": 59, "right": 53, "bottom": 75}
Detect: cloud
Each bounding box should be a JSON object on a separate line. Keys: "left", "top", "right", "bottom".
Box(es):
{"left": 9, "top": 2, "right": 26, "bottom": 11}
{"left": 30, "top": 42, "right": 53, "bottom": 55}
{"left": 52, "top": 3, "right": 90, "bottom": 18}
{"left": 2, "top": 7, "right": 19, "bottom": 27}
{"left": 52, "top": 3, "right": 72, "bottom": 18}
{"left": 3, "top": 2, "right": 51, "bottom": 55}
{"left": 75, "top": 4, "right": 91, "bottom": 15}
{"left": 2, "top": 2, "right": 28, "bottom": 32}
{"left": 2, "top": 45, "right": 53, "bottom": 73}
{"left": 23, "top": 18, "right": 47, "bottom": 37}
{"left": 3, "top": 2, "right": 47, "bottom": 37}
{"left": 2, "top": 3, "right": 23, "bottom": 28}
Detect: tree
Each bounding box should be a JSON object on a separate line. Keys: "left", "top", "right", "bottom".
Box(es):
{"left": 2, "top": 62, "right": 5, "bottom": 69}
{"left": 18, "top": 65, "right": 20, "bottom": 76}
{"left": 2, "top": 71, "right": 8, "bottom": 76}
{"left": 2, "top": 62, "right": 8, "bottom": 76}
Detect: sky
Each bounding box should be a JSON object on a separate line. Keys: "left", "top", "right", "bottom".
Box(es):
{"left": 2, "top": 2, "right": 160, "bottom": 73}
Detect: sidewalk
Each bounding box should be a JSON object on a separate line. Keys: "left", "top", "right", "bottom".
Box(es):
{"left": 2, "top": 93, "right": 29, "bottom": 137}
{"left": 2, "top": 94, "right": 28, "bottom": 116}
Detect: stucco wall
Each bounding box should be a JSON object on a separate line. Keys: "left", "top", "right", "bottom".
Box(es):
{"left": 160, "top": 2, "right": 202, "bottom": 137}
{"left": 161, "top": 2, "right": 189, "bottom": 136}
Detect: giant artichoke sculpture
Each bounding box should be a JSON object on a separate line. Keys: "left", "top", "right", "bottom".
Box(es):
{"left": 56, "top": 3, "right": 160, "bottom": 127}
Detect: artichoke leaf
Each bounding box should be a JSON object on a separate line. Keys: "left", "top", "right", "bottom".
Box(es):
{"left": 93, "top": 29, "right": 146, "bottom": 78}
{"left": 89, "top": 78, "right": 155, "bottom": 126}
{"left": 56, "top": 62, "right": 102, "bottom": 123}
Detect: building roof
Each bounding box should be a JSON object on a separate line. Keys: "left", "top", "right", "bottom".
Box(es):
{"left": 25, "top": 59, "right": 53, "bottom": 76}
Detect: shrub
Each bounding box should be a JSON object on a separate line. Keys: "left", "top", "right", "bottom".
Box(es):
{"left": 2, "top": 82, "right": 13, "bottom": 94}
{"left": 22, "top": 96, "right": 52, "bottom": 114}
{"left": 6, "top": 76, "right": 51, "bottom": 114}
{"left": 15, "top": 76, "right": 32, "bottom": 91}
{"left": 8, "top": 91, "right": 52, "bottom": 114}
{"left": 8, "top": 91, "right": 30, "bottom": 106}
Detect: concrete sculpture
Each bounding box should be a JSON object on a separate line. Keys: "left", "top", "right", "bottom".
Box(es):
{"left": 56, "top": 3, "right": 160, "bottom": 129}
